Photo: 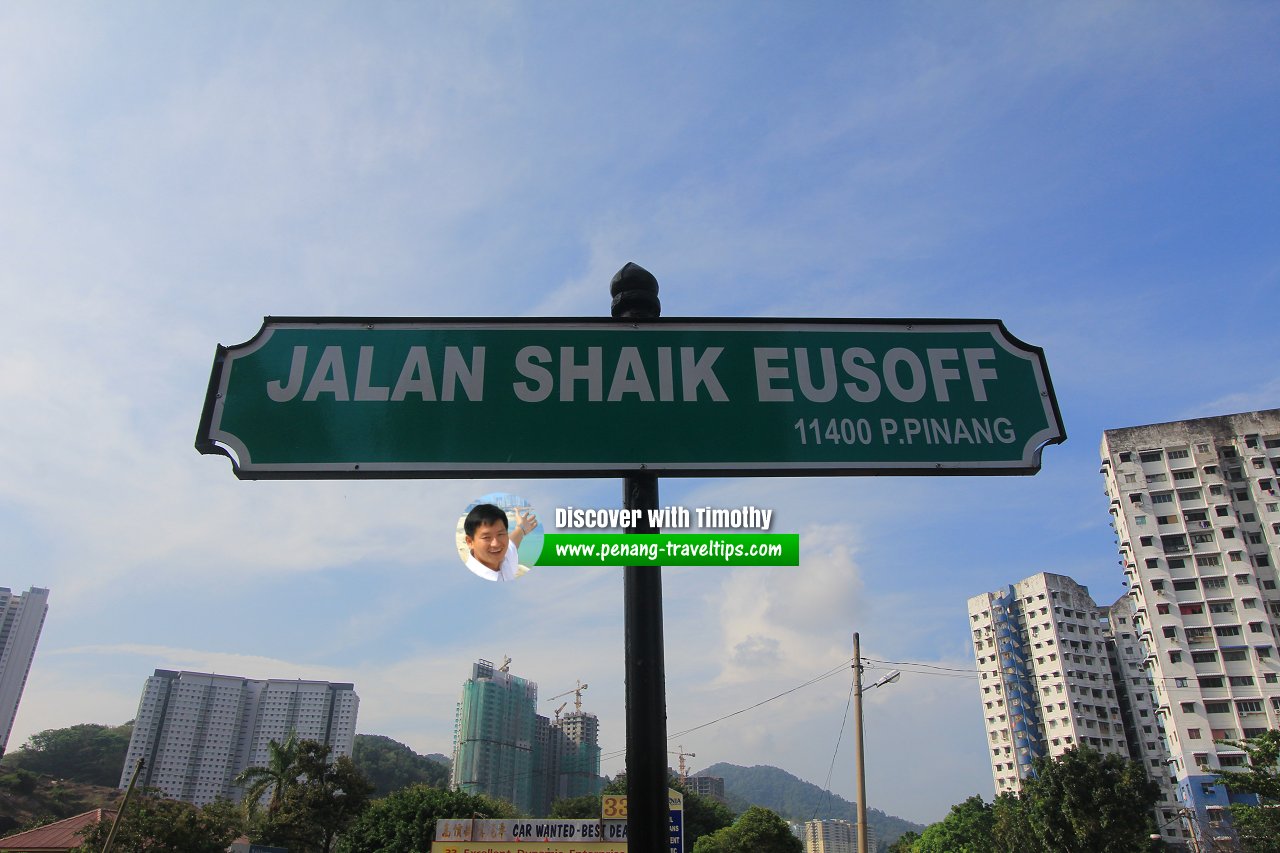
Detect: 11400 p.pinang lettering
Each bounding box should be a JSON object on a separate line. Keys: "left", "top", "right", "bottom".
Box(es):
{"left": 261, "top": 344, "right": 1005, "bottom": 405}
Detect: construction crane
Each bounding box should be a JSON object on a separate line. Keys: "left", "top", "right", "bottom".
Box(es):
{"left": 499, "top": 655, "right": 512, "bottom": 672}
{"left": 668, "top": 745, "right": 696, "bottom": 783}
{"left": 553, "top": 702, "right": 568, "bottom": 723}
{"left": 547, "top": 679, "right": 589, "bottom": 713}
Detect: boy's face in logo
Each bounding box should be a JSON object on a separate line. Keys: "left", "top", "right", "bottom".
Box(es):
{"left": 466, "top": 519, "right": 510, "bottom": 571}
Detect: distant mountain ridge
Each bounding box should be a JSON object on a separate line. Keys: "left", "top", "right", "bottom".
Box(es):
{"left": 696, "top": 762, "right": 923, "bottom": 847}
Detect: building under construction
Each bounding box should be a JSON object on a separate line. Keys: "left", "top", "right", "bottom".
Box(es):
{"left": 452, "top": 659, "right": 602, "bottom": 815}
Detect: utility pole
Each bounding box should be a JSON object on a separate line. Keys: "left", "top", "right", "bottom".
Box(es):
{"left": 102, "top": 757, "right": 143, "bottom": 853}
{"left": 853, "top": 632, "right": 868, "bottom": 853}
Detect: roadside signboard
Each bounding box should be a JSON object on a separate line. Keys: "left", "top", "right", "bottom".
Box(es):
{"left": 197, "top": 317, "right": 1064, "bottom": 478}
{"left": 435, "top": 820, "right": 608, "bottom": 843}
{"left": 430, "top": 840, "right": 629, "bottom": 845}
{"left": 601, "top": 791, "right": 684, "bottom": 853}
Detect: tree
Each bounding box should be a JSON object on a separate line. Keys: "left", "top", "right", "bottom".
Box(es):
{"left": 691, "top": 805, "right": 800, "bottom": 853}
{"left": 886, "top": 829, "right": 920, "bottom": 852}
{"left": 551, "top": 794, "right": 601, "bottom": 818}
{"left": 235, "top": 730, "right": 301, "bottom": 817}
{"left": 337, "top": 785, "right": 519, "bottom": 853}
{"left": 257, "top": 740, "right": 373, "bottom": 853}
{"left": 1, "top": 722, "right": 133, "bottom": 787}
{"left": 989, "top": 791, "right": 1036, "bottom": 853}
{"left": 1215, "top": 730, "right": 1280, "bottom": 853}
{"left": 914, "top": 795, "right": 997, "bottom": 853}
{"left": 72, "top": 795, "right": 241, "bottom": 853}
{"left": 1019, "top": 746, "right": 1159, "bottom": 853}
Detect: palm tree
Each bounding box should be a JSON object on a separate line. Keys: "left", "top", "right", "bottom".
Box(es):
{"left": 235, "top": 731, "right": 301, "bottom": 816}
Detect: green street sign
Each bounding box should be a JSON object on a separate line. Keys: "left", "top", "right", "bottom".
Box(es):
{"left": 196, "top": 317, "right": 1064, "bottom": 479}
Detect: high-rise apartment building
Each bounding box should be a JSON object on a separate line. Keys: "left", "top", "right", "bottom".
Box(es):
{"left": 453, "top": 659, "right": 539, "bottom": 812}
{"left": 452, "top": 659, "right": 601, "bottom": 815}
{"left": 1105, "top": 594, "right": 1181, "bottom": 842}
{"left": 119, "top": 669, "right": 359, "bottom": 806}
{"left": 968, "top": 573, "right": 1184, "bottom": 846}
{"left": 0, "top": 587, "right": 49, "bottom": 755}
{"left": 1101, "top": 409, "right": 1280, "bottom": 847}
{"left": 968, "top": 572, "right": 1132, "bottom": 794}
{"left": 686, "top": 774, "right": 725, "bottom": 802}
{"left": 803, "top": 817, "right": 874, "bottom": 853}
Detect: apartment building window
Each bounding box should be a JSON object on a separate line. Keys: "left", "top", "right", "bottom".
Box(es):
{"left": 1205, "top": 701, "right": 1230, "bottom": 713}
{"left": 1140, "top": 451, "right": 1163, "bottom": 462}
{"left": 1229, "top": 676, "right": 1255, "bottom": 687}
{"left": 1179, "top": 489, "right": 1202, "bottom": 501}
{"left": 1187, "top": 728, "right": 1201, "bottom": 739}
{"left": 1153, "top": 492, "right": 1174, "bottom": 504}
{"left": 1198, "top": 676, "right": 1224, "bottom": 688}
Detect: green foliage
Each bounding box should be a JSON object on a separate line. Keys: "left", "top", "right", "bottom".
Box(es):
{"left": 914, "top": 795, "right": 996, "bottom": 853}
{"left": 886, "top": 829, "right": 920, "bottom": 852}
{"left": 911, "top": 748, "right": 1159, "bottom": 853}
{"left": 0, "top": 768, "right": 39, "bottom": 794}
{"left": 351, "top": 734, "right": 450, "bottom": 796}
{"left": 550, "top": 794, "right": 601, "bottom": 818}
{"left": 1216, "top": 730, "right": 1280, "bottom": 853}
{"left": 256, "top": 740, "right": 373, "bottom": 853}
{"left": 990, "top": 792, "right": 1035, "bottom": 853}
{"left": 1019, "top": 746, "right": 1159, "bottom": 852}
{"left": 72, "top": 795, "right": 241, "bottom": 853}
{"left": 1, "top": 722, "right": 133, "bottom": 787}
{"left": 337, "top": 785, "right": 518, "bottom": 853}
{"left": 691, "top": 805, "right": 800, "bottom": 853}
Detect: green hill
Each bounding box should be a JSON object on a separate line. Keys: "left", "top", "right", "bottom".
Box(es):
{"left": 696, "top": 762, "right": 923, "bottom": 848}
{"left": 351, "top": 734, "right": 451, "bottom": 796}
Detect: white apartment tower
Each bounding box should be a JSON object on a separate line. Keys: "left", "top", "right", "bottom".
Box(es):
{"left": 1105, "top": 595, "right": 1182, "bottom": 846}
{"left": 0, "top": 587, "right": 49, "bottom": 755}
{"left": 968, "top": 572, "right": 1131, "bottom": 795}
{"left": 1101, "top": 409, "right": 1280, "bottom": 845}
{"left": 803, "top": 818, "right": 874, "bottom": 853}
{"left": 120, "top": 669, "right": 359, "bottom": 806}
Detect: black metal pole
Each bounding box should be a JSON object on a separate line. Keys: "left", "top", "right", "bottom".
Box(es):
{"left": 612, "top": 263, "right": 668, "bottom": 853}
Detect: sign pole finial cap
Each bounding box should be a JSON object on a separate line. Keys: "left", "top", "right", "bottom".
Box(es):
{"left": 610, "top": 262, "right": 661, "bottom": 319}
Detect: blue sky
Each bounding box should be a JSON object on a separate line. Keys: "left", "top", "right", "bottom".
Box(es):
{"left": 1, "top": 2, "right": 1277, "bottom": 825}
